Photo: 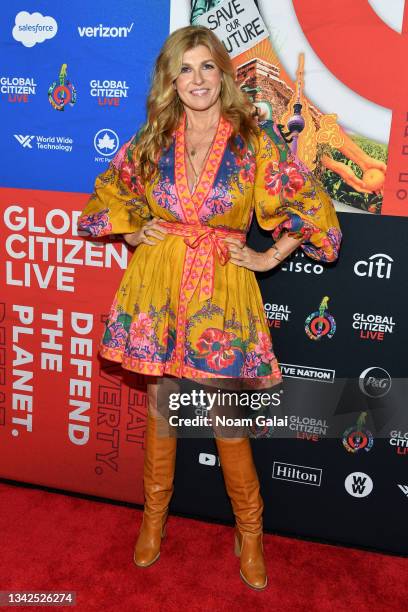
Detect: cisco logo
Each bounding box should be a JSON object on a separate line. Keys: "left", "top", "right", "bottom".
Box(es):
{"left": 354, "top": 253, "right": 393, "bottom": 279}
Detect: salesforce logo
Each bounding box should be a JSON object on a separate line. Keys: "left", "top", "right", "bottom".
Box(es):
{"left": 13, "top": 11, "right": 58, "bottom": 48}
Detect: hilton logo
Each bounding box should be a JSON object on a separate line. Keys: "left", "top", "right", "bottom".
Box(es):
{"left": 272, "top": 461, "right": 322, "bottom": 486}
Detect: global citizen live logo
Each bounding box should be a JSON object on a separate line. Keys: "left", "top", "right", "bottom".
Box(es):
{"left": 90, "top": 80, "right": 129, "bottom": 107}
{"left": 389, "top": 430, "right": 408, "bottom": 456}
{"left": 352, "top": 312, "right": 395, "bottom": 341}
{"left": 1, "top": 77, "right": 37, "bottom": 102}
{"left": 264, "top": 303, "right": 291, "bottom": 328}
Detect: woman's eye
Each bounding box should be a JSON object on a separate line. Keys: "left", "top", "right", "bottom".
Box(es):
{"left": 180, "top": 66, "right": 191, "bottom": 73}
{"left": 203, "top": 63, "right": 215, "bottom": 69}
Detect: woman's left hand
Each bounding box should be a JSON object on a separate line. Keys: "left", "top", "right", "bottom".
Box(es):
{"left": 223, "top": 237, "right": 275, "bottom": 272}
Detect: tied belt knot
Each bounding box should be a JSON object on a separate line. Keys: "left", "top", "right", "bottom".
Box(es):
{"left": 158, "top": 221, "right": 246, "bottom": 302}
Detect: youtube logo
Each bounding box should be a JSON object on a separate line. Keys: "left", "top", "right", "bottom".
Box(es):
{"left": 198, "top": 453, "right": 219, "bottom": 466}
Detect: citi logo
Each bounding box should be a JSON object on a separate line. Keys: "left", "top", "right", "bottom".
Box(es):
{"left": 344, "top": 472, "right": 373, "bottom": 497}
{"left": 77, "top": 23, "right": 134, "bottom": 38}
{"left": 397, "top": 484, "right": 408, "bottom": 497}
{"left": 14, "top": 134, "right": 34, "bottom": 148}
{"left": 354, "top": 253, "right": 393, "bottom": 279}
{"left": 272, "top": 461, "right": 322, "bottom": 486}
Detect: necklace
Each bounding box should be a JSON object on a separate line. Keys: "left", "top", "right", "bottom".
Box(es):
{"left": 185, "top": 127, "right": 218, "bottom": 194}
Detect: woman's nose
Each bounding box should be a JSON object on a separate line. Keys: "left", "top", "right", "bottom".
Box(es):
{"left": 192, "top": 69, "right": 204, "bottom": 84}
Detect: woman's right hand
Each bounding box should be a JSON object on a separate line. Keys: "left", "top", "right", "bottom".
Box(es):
{"left": 123, "top": 217, "right": 168, "bottom": 247}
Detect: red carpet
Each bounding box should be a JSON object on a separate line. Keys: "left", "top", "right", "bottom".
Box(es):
{"left": 0, "top": 481, "right": 406, "bottom": 612}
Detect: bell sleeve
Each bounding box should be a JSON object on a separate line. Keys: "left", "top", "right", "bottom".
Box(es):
{"left": 77, "top": 133, "right": 151, "bottom": 238}
{"left": 253, "top": 120, "right": 342, "bottom": 262}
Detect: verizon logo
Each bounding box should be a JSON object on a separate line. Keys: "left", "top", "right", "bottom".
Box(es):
{"left": 77, "top": 23, "right": 134, "bottom": 38}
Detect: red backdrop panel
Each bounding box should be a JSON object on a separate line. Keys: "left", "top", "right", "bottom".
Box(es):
{"left": 1, "top": 187, "right": 145, "bottom": 503}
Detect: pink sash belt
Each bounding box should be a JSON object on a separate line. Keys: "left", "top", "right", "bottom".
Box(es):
{"left": 158, "top": 221, "right": 246, "bottom": 302}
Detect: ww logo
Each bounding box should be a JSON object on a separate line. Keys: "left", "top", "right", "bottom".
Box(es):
{"left": 344, "top": 472, "right": 373, "bottom": 498}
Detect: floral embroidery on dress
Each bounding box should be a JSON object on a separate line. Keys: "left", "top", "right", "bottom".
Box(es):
{"left": 101, "top": 296, "right": 176, "bottom": 363}
{"left": 184, "top": 302, "right": 276, "bottom": 377}
{"left": 264, "top": 160, "right": 305, "bottom": 198}
{"left": 78, "top": 208, "right": 113, "bottom": 236}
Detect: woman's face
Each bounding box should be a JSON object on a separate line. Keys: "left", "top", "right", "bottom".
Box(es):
{"left": 174, "top": 44, "right": 222, "bottom": 113}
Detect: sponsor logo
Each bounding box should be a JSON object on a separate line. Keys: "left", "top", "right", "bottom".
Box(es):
{"left": 289, "top": 416, "right": 329, "bottom": 442}
{"left": 90, "top": 79, "right": 129, "bottom": 107}
{"left": 342, "top": 412, "right": 374, "bottom": 453}
{"left": 264, "top": 303, "right": 291, "bottom": 328}
{"left": 389, "top": 430, "right": 408, "bottom": 456}
{"left": 352, "top": 312, "right": 395, "bottom": 341}
{"left": 14, "top": 134, "right": 73, "bottom": 153}
{"left": 305, "top": 296, "right": 336, "bottom": 340}
{"left": 344, "top": 472, "right": 373, "bottom": 497}
{"left": 48, "top": 64, "right": 77, "bottom": 111}
{"left": 78, "top": 23, "right": 134, "bottom": 38}
{"left": 359, "top": 366, "right": 391, "bottom": 398}
{"left": 281, "top": 251, "right": 324, "bottom": 275}
{"left": 13, "top": 11, "right": 58, "bottom": 47}
{"left": 1, "top": 77, "right": 37, "bottom": 102}
{"left": 272, "top": 461, "right": 322, "bottom": 486}
{"left": 354, "top": 253, "right": 393, "bottom": 279}
{"left": 397, "top": 484, "right": 408, "bottom": 497}
{"left": 280, "top": 363, "right": 335, "bottom": 383}
{"left": 94, "top": 129, "right": 120, "bottom": 160}
{"left": 198, "top": 452, "right": 219, "bottom": 466}
{"left": 14, "top": 135, "right": 35, "bottom": 148}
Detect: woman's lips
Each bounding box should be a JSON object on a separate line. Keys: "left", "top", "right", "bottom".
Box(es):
{"left": 190, "top": 88, "right": 210, "bottom": 96}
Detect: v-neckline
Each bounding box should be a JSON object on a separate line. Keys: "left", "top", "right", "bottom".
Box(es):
{"left": 174, "top": 113, "right": 232, "bottom": 223}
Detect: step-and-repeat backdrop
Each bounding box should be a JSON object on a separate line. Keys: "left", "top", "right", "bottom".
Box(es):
{"left": 2, "top": 0, "right": 407, "bottom": 555}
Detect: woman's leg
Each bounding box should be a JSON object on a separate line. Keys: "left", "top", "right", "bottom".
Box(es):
{"left": 133, "top": 377, "right": 178, "bottom": 567}
{"left": 214, "top": 434, "right": 267, "bottom": 590}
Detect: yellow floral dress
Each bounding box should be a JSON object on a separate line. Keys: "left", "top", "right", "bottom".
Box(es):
{"left": 77, "top": 116, "right": 342, "bottom": 386}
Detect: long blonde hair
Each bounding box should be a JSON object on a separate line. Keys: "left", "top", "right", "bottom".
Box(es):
{"left": 134, "top": 25, "right": 259, "bottom": 181}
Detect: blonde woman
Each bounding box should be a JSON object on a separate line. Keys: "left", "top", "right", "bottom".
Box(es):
{"left": 78, "top": 25, "right": 342, "bottom": 590}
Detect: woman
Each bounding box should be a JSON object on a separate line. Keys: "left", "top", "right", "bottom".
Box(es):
{"left": 77, "top": 25, "right": 342, "bottom": 590}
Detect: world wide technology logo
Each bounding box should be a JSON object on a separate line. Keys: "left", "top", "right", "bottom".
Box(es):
{"left": 48, "top": 64, "right": 77, "bottom": 111}
{"left": 305, "top": 296, "right": 336, "bottom": 340}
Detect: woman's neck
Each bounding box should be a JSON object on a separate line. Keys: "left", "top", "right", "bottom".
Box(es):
{"left": 184, "top": 102, "right": 221, "bottom": 133}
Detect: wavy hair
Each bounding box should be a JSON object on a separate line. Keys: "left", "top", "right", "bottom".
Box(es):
{"left": 133, "top": 25, "right": 259, "bottom": 181}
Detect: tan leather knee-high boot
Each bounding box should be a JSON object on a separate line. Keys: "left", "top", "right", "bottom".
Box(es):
{"left": 215, "top": 437, "right": 267, "bottom": 590}
{"left": 133, "top": 385, "right": 177, "bottom": 568}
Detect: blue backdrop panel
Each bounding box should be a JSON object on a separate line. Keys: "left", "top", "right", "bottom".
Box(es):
{"left": 2, "top": 1, "right": 169, "bottom": 193}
